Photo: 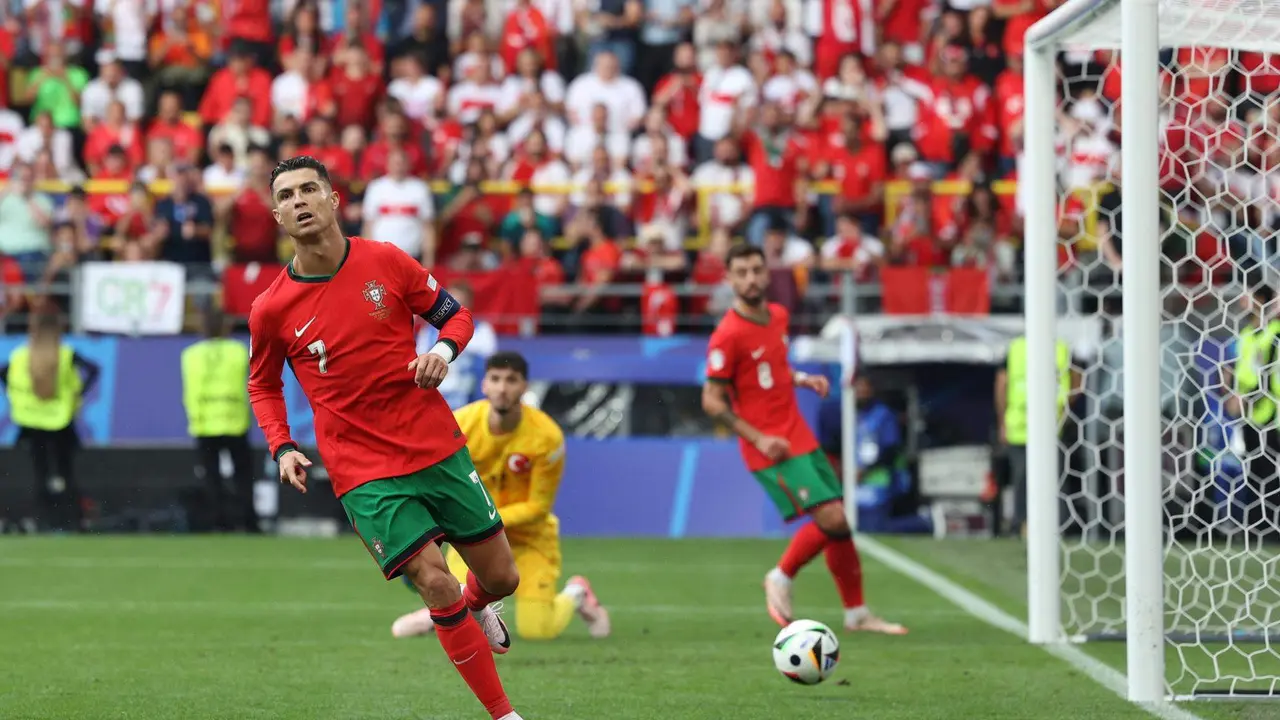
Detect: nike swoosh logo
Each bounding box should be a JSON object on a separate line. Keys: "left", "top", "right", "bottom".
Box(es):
{"left": 488, "top": 508, "right": 497, "bottom": 520}
{"left": 294, "top": 317, "right": 316, "bottom": 337}
{"left": 453, "top": 652, "right": 477, "bottom": 665}
{"left": 751, "top": 347, "right": 765, "bottom": 359}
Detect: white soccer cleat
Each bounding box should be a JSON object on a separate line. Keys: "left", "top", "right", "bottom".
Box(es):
{"left": 763, "top": 570, "right": 795, "bottom": 627}
{"left": 391, "top": 607, "right": 437, "bottom": 638}
{"left": 567, "top": 575, "right": 611, "bottom": 638}
{"left": 496, "top": 713, "right": 524, "bottom": 720}
{"left": 844, "top": 609, "right": 909, "bottom": 635}
{"left": 474, "top": 602, "right": 512, "bottom": 654}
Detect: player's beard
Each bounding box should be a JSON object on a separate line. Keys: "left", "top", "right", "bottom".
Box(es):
{"left": 737, "top": 287, "right": 766, "bottom": 307}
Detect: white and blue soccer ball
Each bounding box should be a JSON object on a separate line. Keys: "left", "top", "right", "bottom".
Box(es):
{"left": 772, "top": 619, "right": 840, "bottom": 685}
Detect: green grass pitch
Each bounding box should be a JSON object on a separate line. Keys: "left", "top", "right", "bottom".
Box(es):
{"left": 0, "top": 535, "right": 1269, "bottom": 719}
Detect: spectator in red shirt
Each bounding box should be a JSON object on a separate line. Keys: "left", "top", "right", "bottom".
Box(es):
{"left": 0, "top": 253, "right": 24, "bottom": 331}
{"left": 218, "top": 146, "right": 279, "bottom": 264}
{"left": 332, "top": 5, "right": 385, "bottom": 72}
{"left": 278, "top": 1, "right": 330, "bottom": 64}
{"left": 199, "top": 44, "right": 274, "bottom": 129}
{"left": 502, "top": 0, "right": 555, "bottom": 75}
{"left": 569, "top": 208, "right": 623, "bottom": 316}
{"left": 88, "top": 147, "right": 133, "bottom": 228}
{"left": 652, "top": 42, "right": 702, "bottom": 142}
{"left": 916, "top": 43, "right": 996, "bottom": 167}
{"left": 830, "top": 114, "right": 888, "bottom": 234}
{"left": 225, "top": 0, "right": 275, "bottom": 68}
{"left": 742, "top": 101, "right": 810, "bottom": 246}
{"left": 994, "top": 51, "right": 1025, "bottom": 176}
{"left": 513, "top": 228, "right": 567, "bottom": 310}
{"left": 298, "top": 116, "right": 356, "bottom": 185}
{"left": 147, "top": 91, "right": 203, "bottom": 165}
{"left": 360, "top": 103, "right": 429, "bottom": 181}
{"left": 83, "top": 101, "right": 145, "bottom": 176}
{"left": 327, "top": 45, "right": 384, "bottom": 131}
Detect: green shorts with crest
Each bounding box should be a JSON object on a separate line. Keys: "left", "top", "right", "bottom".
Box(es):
{"left": 340, "top": 447, "right": 504, "bottom": 579}
{"left": 751, "top": 449, "right": 843, "bottom": 522}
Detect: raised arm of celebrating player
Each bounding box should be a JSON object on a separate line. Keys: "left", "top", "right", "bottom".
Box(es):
{"left": 499, "top": 428, "right": 566, "bottom": 529}
{"left": 701, "top": 334, "right": 791, "bottom": 462}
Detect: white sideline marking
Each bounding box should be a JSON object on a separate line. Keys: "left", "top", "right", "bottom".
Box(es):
{"left": 858, "top": 536, "right": 1207, "bottom": 720}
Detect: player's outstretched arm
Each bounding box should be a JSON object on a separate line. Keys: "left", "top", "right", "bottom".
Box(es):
{"left": 702, "top": 381, "right": 789, "bottom": 461}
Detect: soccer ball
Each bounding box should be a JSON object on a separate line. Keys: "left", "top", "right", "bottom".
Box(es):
{"left": 772, "top": 619, "right": 840, "bottom": 685}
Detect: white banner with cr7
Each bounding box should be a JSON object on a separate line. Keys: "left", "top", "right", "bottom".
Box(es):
{"left": 77, "top": 262, "right": 187, "bottom": 335}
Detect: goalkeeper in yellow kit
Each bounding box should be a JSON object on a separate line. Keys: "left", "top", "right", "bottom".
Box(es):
{"left": 391, "top": 351, "right": 611, "bottom": 641}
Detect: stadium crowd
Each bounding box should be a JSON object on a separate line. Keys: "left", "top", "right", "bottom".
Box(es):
{"left": 0, "top": 0, "right": 1275, "bottom": 331}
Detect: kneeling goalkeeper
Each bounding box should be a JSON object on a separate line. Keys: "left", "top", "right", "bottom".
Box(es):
{"left": 392, "top": 352, "right": 611, "bottom": 640}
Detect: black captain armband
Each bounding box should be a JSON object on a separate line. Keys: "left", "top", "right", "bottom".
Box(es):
{"left": 423, "top": 288, "right": 461, "bottom": 328}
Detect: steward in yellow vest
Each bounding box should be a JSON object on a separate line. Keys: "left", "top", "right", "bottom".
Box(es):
{"left": 181, "top": 311, "right": 258, "bottom": 532}
{"left": 1226, "top": 285, "right": 1280, "bottom": 539}
{"left": 995, "top": 334, "right": 1080, "bottom": 537}
{"left": 0, "top": 313, "right": 100, "bottom": 532}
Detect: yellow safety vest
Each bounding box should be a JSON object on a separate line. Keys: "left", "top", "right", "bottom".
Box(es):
{"left": 1004, "top": 336, "right": 1071, "bottom": 447}
{"left": 5, "top": 345, "right": 82, "bottom": 431}
{"left": 1235, "top": 319, "right": 1280, "bottom": 425}
{"left": 181, "top": 338, "right": 251, "bottom": 437}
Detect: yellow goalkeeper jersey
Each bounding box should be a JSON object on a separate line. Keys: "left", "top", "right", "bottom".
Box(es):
{"left": 455, "top": 400, "right": 566, "bottom": 539}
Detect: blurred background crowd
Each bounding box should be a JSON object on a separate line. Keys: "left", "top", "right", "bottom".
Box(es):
{"left": 0, "top": 0, "right": 1277, "bottom": 334}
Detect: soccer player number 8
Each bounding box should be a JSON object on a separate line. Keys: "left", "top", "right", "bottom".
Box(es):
{"left": 757, "top": 361, "right": 774, "bottom": 390}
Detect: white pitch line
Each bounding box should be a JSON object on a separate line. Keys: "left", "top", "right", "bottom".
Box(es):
{"left": 857, "top": 536, "right": 1207, "bottom": 720}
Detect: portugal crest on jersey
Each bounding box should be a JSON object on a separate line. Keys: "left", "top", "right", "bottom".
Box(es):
{"left": 363, "top": 280, "right": 391, "bottom": 320}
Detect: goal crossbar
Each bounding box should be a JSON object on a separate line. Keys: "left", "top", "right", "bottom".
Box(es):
{"left": 1026, "top": 0, "right": 1280, "bottom": 53}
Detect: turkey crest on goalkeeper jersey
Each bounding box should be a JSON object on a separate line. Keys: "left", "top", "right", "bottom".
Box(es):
{"left": 247, "top": 237, "right": 475, "bottom": 496}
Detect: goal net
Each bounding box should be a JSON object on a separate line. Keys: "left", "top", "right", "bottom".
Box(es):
{"left": 1026, "top": 0, "right": 1280, "bottom": 701}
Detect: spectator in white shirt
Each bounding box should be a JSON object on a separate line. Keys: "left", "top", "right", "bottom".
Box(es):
{"left": 820, "top": 212, "right": 885, "bottom": 280}
{"left": 388, "top": 54, "right": 445, "bottom": 123}
{"left": 207, "top": 99, "right": 272, "bottom": 171}
{"left": 137, "top": 136, "right": 179, "bottom": 185}
{"left": 498, "top": 48, "right": 567, "bottom": 124}
{"left": 270, "top": 48, "right": 315, "bottom": 132}
{"left": 202, "top": 143, "right": 246, "bottom": 191}
{"left": 564, "top": 103, "right": 631, "bottom": 169}
{"left": 691, "top": 137, "right": 754, "bottom": 244}
{"left": 0, "top": 108, "right": 24, "bottom": 177}
{"left": 16, "top": 112, "right": 82, "bottom": 183}
{"left": 97, "top": 0, "right": 150, "bottom": 75}
{"left": 763, "top": 223, "right": 815, "bottom": 269}
{"left": 524, "top": 130, "right": 573, "bottom": 221}
{"left": 362, "top": 148, "right": 438, "bottom": 263}
{"left": 447, "top": 55, "right": 506, "bottom": 125}
{"left": 631, "top": 107, "right": 688, "bottom": 173}
{"left": 696, "top": 40, "right": 757, "bottom": 162}
{"left": 749, "top": 0, "right": 811, "bottom": 67}
{"left": 564, "top": 51, "right": 647, "bottom": 132}
{"left": 506, "top": 92, "right": 568, "bottom": 155}
{"left": 762, "top": 51, "right": 818, "bottom": 118}
{"left": 571, "top": 145, "right": 633, "bottom": 214}
{"left": 80, "top": 52, "right": 145, "bottom": 129}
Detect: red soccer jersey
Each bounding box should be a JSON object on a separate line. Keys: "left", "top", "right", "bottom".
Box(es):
{"left": 247, "top": 237, "right": 475, "bottom": 496}
{"left": 706, "top": 304, "right": 820, "bottom": 471}
{"left": 742, "top": 130, "right": 807, "bottom": 209}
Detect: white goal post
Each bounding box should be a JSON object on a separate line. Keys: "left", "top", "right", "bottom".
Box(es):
{"left": 1025, "top": 0, "right": 1280, "bottom": 704}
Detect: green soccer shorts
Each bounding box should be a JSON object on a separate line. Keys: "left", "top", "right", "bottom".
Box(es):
{"left": 752, "top": 449, "right": 843, "bottom": 522}
{"left": 340, "top": 447, "right": 505, "bottom": 579}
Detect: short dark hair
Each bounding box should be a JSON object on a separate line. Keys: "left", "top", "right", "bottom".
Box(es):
{"left": 270, "top": 155, "right": 332, "bottom": 190}
{"left": 725, "top": 243, "right": 765, "bottom": 267}
{"left": 486, "top": 351, "right": 529, "bottom": 380}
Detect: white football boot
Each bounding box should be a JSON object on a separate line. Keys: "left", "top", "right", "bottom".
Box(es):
{"left": 566, "top": 575, "right": 611, "bottom": 638}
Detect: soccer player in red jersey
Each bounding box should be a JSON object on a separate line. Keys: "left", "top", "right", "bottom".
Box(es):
{"left": 247, "top": 156, "right": 524, "bottom": 720}
{"left": 702, "top": 244, "right": 907, "bottom": 635}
